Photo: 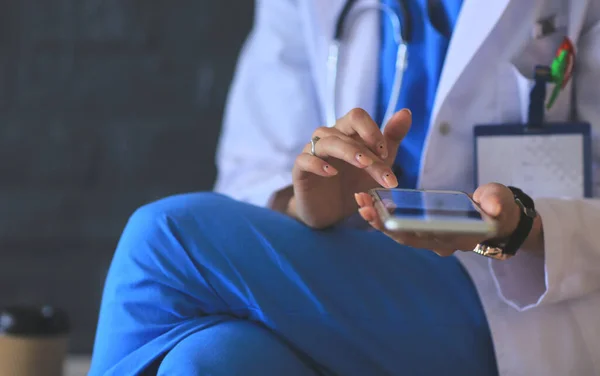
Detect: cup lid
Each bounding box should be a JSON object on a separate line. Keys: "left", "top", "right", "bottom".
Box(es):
{"left": 0, "top": 305, "right": 69, "bottom": 336}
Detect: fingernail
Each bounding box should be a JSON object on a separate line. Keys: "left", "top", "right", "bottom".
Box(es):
{"left": 355, "top": 153, "right": 373, "bottom": 166}
{"left": 354, "top": 193, "right": 365, "bottom": 207}
{"left": 323, "top": 164, "right": 338, "bottom": 175}
{"left": 377, "top": 142, "right": 388, "bottom": 159}
{"left": 401, "top": 108, "right": 412, "bottom": 116}
{"left": 382, "top": 172, "right": 398, "bottom": 188}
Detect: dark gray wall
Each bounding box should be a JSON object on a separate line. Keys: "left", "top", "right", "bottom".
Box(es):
{"left": 0, "top": 0, "right": 254, "bottom": 353}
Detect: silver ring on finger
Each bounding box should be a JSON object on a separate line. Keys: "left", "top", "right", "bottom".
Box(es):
{"left": 310, "top": 136, "right": 321, "bottom": 157}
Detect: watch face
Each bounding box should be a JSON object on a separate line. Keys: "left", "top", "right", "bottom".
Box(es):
{"left": 472, "top": 244, "right": 513, "bottom": 261}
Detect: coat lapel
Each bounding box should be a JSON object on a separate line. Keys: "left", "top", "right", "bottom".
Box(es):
{"left": 431, "top": 0, "right": 512, "bottom": 122}
{"left": 306, "top": 0, "right": 380, "bottom": 125}
{"left": 302, "top": 0, "right": 347, "bottom": 124}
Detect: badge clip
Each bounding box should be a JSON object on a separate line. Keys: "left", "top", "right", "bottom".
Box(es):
{"left": 528, "top": 65, "right": 552, "bottom": 127}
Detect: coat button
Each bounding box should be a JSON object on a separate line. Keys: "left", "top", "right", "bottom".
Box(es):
{"left": 438, "top": 122, "right": 451, "bottom": 135}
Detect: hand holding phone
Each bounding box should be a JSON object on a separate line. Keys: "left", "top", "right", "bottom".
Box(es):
{"left": 355, "top": 185, "right": 520, "bottom": 257}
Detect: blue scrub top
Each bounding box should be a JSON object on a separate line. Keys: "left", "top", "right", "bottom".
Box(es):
{"left": 378, "top": 0, "right": 463, "bottom": 189}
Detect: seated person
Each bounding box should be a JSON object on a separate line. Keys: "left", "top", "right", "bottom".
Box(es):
{"left": 88, "top": 1, "right": 600, "bottom": 375}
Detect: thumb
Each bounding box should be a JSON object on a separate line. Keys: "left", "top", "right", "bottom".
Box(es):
{"left": 474, "top": 183, "right": 520, "bottom": 236}
{"left": 383, "top": 109, "right": 412, "bottom": 162}
{"left": 474, "top": 183, "right": 514, "bottom": 218}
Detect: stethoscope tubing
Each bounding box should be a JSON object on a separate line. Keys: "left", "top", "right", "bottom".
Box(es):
{"left": 327, "top": 0, "right": 410, "bottom": 128}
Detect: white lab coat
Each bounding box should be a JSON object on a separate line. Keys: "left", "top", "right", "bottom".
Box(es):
{"left": 214, "top": 0, "right": 600, "bottom": 374}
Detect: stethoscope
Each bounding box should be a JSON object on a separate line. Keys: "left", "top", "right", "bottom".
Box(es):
{"left": 327, "top": 0, "right": 412, "bottom": 127}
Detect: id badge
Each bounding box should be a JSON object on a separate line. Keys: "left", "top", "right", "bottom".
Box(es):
{"left": 473, "top": 122, "right": 592, "bottom": 199}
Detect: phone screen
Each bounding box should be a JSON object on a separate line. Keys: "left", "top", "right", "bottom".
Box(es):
{"left": 375, "top": 189, "right": 483, "bottom": 221}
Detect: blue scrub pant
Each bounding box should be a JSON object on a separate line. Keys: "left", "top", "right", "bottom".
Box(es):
{"left": 89, "top": 193, "right": 498, "bottom": 375}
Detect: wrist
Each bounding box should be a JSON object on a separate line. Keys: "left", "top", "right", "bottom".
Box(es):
{"left": 475, "top": 186, "right": 540, "bottom": 260}
{"left": 521, "top": 214, "right": 545, "bottom": 257}
{"left": 285, "top": 195, "right": 298, "bottom": 219}
{"left": 505, "top": 194, "right": 545, "bottom": 257}
{"left": 270, "top": 186, "right": 294, "bottom": 213}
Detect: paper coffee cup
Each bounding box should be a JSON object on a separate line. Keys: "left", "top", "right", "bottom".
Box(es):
{"left": 0, "top": 306, "right": 70, "bottom": 376}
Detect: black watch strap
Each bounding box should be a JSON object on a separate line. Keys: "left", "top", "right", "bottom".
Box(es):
{"left": 480, "top": 186, "right": 536, "bottom": 257}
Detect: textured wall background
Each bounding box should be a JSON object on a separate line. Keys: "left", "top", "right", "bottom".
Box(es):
{"left": 0, "top": 0, "right": 254, "bottom": 353}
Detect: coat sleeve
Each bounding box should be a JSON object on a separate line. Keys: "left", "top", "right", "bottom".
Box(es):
{"left": 489, "top": 12, "right": 600, "bottom": 310}
{"left": 213, "top": 0, "right": 320, "bottom": 207}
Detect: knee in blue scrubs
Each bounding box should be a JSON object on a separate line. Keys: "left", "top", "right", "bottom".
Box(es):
{"left": 157, "top": 320, "right": 319, "bottom": 376}
{"left": 90, "top": 192, "right": 498, "bottom": 376}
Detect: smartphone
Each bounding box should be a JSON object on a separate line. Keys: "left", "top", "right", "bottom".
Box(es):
{"left": 369, "top": 188, "right": 498, "bottom": 236}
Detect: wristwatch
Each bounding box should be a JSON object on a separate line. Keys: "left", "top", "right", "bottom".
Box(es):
{"left": 472, "top": 186, "right": 537, "bottom": 261}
